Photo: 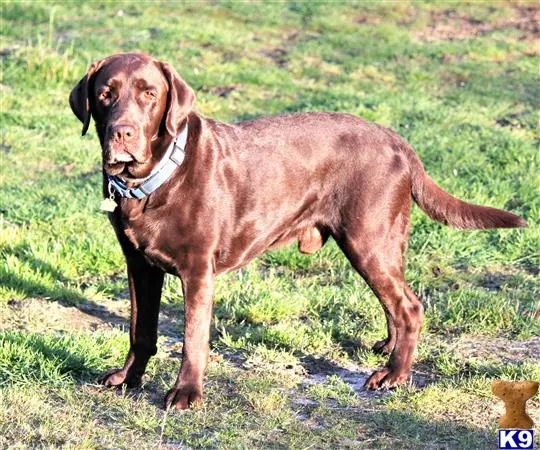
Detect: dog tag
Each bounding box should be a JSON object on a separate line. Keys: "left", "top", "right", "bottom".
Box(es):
{"left": 100, "top": 197, "right": 117, "bottom": 212}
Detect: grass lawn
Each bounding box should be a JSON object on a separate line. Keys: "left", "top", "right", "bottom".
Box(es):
{"left": 1, "top": 1, "right": 539, "bottom": 448}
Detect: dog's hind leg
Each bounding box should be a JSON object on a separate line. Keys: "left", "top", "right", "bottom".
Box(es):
{"left": 372, "top": 305, "right": 397, "bottom": 355}
{"left": 334, "top": 181, "right": 423, "bottom": 388}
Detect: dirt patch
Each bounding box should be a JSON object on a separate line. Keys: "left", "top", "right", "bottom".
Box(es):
{"left": 258, "top": 29, "right": 322, "bottom": 69}
{"left": 416, "top": 6, "right": 540, "bottom": 42}
{"left": 496, "top": 112, "right": 527, "bottom": 129}
{"left": 0, "top": 143, "right": 11, "bottom": 154}
{"left": 210, "top": 85, "right": 237, "bottom": 98}
{"left": 0, "top": 295, "right": 193, "bottom": 344}
{"left": 300, "top": 354, "right": 435, "bottom": 396}
{"left": 286, "top": 29, "right": 321, "bottom": 43}
{"left": 259, "top": 47, "right": 289, "bottom": 67}
{"left": 0, "top": 47, "right": 17, "bottom": 58}
{"left": 477, "top": 271, "right": 516, "bottom": 292}
{"left": 472, "top": 267, "right": 539, "bottom": 294}
{"left": 354, "top": 15, "right": 382, "bottom": 26}
{"left": 1, "top": 297, "right": 128, "bottom": 333}
{"left": 453, "top": 336, "right": 540, "bottom": 364}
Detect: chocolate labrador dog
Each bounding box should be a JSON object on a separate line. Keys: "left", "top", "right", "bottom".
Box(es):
{"left": 69, "top": 53, "right": 526, "bottom": 409}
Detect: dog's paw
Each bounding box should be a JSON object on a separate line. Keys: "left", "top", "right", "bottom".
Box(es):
{"left": 164, "top": 384, "right": 203, "bottom": 410}
{"left": 98, "top": 368, "right": 141, "bottom": 388}
{"left": 364, "top": 368, "right": 409, "bottom": 390}
{"left": 372, "top": 338, "right": 395, "bottom": 355}
{"left": 99, "top": 368, "right": 127, "bottom": 387}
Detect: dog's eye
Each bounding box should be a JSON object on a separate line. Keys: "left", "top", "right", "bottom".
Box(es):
{"left": 144, "top": 90, "right": 156, "bottom": 100}
{"left": 98, "top": 89, "right": 112, "bottom": 102}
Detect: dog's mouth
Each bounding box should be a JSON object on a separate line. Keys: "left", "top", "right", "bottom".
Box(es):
{"left": 104, "top": 158, "right": 153, "bottom": 180}
{"left": 104, "top": 161, "right": 126, "bottom": 176}
{"left": 104, "top": 142, "right": 152, "bottom": 178}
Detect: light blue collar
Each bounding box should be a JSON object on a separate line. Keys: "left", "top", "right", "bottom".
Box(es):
{"left": 107, "top": 125, "right": 188, "bottom": 200}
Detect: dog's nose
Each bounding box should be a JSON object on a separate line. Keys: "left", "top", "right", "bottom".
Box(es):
{"left": 112, "top": 124, "right": 136, "bottom": 142}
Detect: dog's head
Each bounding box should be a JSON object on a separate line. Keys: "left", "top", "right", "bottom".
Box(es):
{"left": 69, "top": 53, "right": 195, "bottom": 179}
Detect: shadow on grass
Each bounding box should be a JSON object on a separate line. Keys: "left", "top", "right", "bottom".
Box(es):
{"left": 1, "top": 332, "right": 108, "bottom": 385}
{"left": 1, "top": 243, "right": 126, "bottom": 325}
{"left": 334, "top": 407, "right": 493, "bottom": 448}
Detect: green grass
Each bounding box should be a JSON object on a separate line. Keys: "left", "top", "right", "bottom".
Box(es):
{"left": 1, "top": 1, "right": 539, "bottom": 448}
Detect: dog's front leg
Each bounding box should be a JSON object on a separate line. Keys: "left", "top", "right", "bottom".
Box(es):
{"left": 100, "top": 252, "right": 164, "bottom": 388}
{"left": 165, "top": 266, "right": 214, "bottom": 409}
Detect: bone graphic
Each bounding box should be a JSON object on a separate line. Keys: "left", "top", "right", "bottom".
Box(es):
{"left": 492, "top": 380, "right": 539, "bottom": 429}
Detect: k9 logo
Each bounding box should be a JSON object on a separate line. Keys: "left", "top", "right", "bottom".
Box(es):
{"left": 498, "top": 429, "right": 534, "bottom": 449}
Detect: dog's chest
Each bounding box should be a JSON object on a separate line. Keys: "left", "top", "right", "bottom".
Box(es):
{"left": 122, "top": 216, "right": 179, "bottom": 274}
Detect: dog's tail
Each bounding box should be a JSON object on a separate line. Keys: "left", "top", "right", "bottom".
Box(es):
{"left": 405, "top": 146, "right": 527, "bottom": 230}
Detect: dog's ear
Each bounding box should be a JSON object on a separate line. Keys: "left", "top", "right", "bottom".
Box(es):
{"left": 69, "top": 59, "right": 106, "bottom": 136}
{"left": 159, "top": 61, "right": 196, "bottom": 138}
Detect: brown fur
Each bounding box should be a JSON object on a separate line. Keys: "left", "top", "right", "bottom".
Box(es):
{"left": 406, "top": 147, "right": 527, "bottom": 229}
{"left": 69, "top": 53, "right": 527, "bottom": 409}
